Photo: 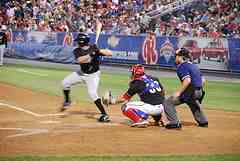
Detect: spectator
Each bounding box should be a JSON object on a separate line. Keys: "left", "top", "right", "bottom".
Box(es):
{"left": 0, "top": 0, "right": 239, "bottom": 38}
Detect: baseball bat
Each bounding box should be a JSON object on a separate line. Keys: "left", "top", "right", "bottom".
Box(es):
{"left": 95, "top": 19, "right": 102, "bottom": 44}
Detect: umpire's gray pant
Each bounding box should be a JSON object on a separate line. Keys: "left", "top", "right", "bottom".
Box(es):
{"left": 164, "top": 89, "right": 208, "bottom": 125}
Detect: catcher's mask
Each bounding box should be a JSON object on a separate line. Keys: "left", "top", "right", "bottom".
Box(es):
{"left": 175, "top": 47, "right": 192, "bottom": 61}
{"left": 74, "top": 33, "right": 90, "bottom": 46}
{"left": 130, "top": 64, "right": 145, "bottom": 80}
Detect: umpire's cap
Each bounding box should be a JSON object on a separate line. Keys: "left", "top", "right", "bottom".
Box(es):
{"left": 74, "top": 33, "right": 90, "bottom": 45}
{"left": 176, "top": 47, "right": 191, "bottom": 59}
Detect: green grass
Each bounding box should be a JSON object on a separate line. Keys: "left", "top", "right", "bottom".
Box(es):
{"left": 0, "top": 64, "right": 240, "bottom": 111}
{"left": 0, "top": 64, "right": 240, "bottom": 160}
{"left": 0, "top": 155, "right": 240, "bottom": 161}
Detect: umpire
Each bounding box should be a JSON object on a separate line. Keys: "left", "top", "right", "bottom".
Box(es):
{"left": 0, "top": 25, "right": 8, "bottom": 66}
{"left": 164, "top": 48, "right": 208, "bottom": 129}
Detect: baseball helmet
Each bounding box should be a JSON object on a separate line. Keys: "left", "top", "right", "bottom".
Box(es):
{"left": 130, "top": 64, "right": 145, "bottom": 80}
{"left": 74, "top": 33, "right": 90, "bottom": 46}
{"left": 175, "top": 47, "right": 191, "bottom": 59}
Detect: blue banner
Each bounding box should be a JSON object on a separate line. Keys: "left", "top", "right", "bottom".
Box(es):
{"left": 97, "top": 34, "right": 144, "bottom": 64}
{"left": 96, "top": 34, "right": 178, "bottom": 66}
{"left": 4, "top": 31, "right": 240, "bottom": 72}
{"left": 7, "top": 32, "right": 75, "bottom": 63}
{"left": 228, "top": 38, "right": 240, "bottom": 72}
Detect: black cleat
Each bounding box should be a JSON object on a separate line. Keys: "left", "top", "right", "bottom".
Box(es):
{"left": 60, "top": 101, "right": 71, "bottom": 112}
{"left": 165, "top": 122, "right": 182, "bottom": 129}
{"left": 198, "top": 122, "right": 208, "bottom": 127}
{"left": 98, "top": 114, "right": 110, "bottom": 122}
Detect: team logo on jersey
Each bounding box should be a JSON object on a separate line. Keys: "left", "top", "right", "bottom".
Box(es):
{"left": 63, "top": 32, "right": 73, "bottom": 46}
{"left": 142, "top": 32, "right": 158, "bottom": 64}
{"left": 159, "top": 38, "right": 175, "bottom": 63}
{"left": 107, "top": 35, "right": 120, "bottom": 48}
{"left": 15, "top": 32, "right": 25, "bottom": 43}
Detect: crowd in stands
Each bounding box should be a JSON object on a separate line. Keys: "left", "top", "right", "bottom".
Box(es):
{"left": 0, "top": 0, "right": 239, "bottom": 38}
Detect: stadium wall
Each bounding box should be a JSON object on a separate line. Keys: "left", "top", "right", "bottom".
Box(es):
{"left": 4, "top": 31, "right": 240, "bottom": 73}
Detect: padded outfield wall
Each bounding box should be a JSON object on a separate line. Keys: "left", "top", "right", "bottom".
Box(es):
{"left": 3, "top": 31, "right": 240, "bottom": 72}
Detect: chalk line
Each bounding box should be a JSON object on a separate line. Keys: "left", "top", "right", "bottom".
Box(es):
{"left": 0, "top": 127, "right": 49, "bottom": 138}
{"left": 0, "top": 101, "right": 66, "bottom": 117}
{"left": 16, "top": 68, "right": 48, "bottom": 77}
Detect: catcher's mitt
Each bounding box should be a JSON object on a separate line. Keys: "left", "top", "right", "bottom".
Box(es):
{"left": 102, "top": 90, "right": 116, "bottom": 106}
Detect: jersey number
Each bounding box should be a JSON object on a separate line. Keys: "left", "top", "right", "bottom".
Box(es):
{"left": 146, "top": 81, "right": 162, "bottom": 94}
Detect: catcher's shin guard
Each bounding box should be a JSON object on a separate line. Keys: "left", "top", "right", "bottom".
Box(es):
{"left": 122, "top": 108, "right": 142, "bottom": 123}
{"left": 122, "top": 106, "right": 149, "bottom": 123}
{"left": 134, "top": 108, "right": 149, "bottom": 120}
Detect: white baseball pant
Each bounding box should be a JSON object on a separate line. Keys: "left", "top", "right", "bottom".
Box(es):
{"left": 124, "top": 101, "right": 164, "bottom": 116}
{"left": 62, "top": 71, "right": 101, "bottom": 101}
{"left": 0, "top": 45, "right": 4, "bottom": 65}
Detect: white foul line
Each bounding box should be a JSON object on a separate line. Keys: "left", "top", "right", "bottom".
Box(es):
{"left": 0, "top": 127, "right": 49, "bottom": 138}
{"left": 16, "top": 68, "right": 48, "bottom": 77}
{"left": 0, "top": 101, "right": 66, "bottom": 117}
{"left": 0, "top": 102, "right": 40, "bottom": 117}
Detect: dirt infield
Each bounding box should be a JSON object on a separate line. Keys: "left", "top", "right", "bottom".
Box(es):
{"left": 0, "top": 83, "right": 240, "bottom": 156}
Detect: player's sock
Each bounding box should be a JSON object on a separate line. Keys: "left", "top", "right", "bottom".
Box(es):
{"left": 94, "top": 98, "right": 107, "bottom": 115}
{"left": 63, "top": 90, "right": 70, "bottom": 103}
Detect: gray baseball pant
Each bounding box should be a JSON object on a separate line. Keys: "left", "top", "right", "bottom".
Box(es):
{"left": 164, "top": 89, "right": 208, "bottom": 125}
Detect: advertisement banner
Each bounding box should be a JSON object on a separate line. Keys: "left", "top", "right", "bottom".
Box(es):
{"left": 139, "top": 34, "right": 178, "bottom": 67}
{"left": 178, "top": 37, "right": 229, "bottom": 71}
{"left": 96, "top": 34, "right": 143, "bottom": 64}
{"left": 7, "top": 31, "right": 76, "bottom": 63}
{"left": 98, "top": 33, "right": 178, "bottom": 66}
{"left": 4, "top": 31, "right": 240, "bottom": 72}
{"left": 228, "top": 38, "right": 240, "bottom": 72}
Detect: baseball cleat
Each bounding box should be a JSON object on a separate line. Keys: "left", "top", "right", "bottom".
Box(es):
{"left": 198, "top": 122, "right": 208, "bottom": 127}
{"left": 131, "top": 120, "right": 149, "bottom": 128}
{"left": 98, "top": 114, "right": 110, "bottom": 122}
{"left": 165, "top": 122, "right": 182, "bottom": 129}
{"left": 149, "top": 121, "right": 160, "bottom": 126}
{"left": 149, "top": 120, "right": 165, "bottom": 127}
{"left": 60, "top": 101, "right": 71, "bottom": 112}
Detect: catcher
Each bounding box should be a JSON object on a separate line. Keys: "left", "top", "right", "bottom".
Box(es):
{"left": 103, "top": 64, "right": 165, "bottom": 128}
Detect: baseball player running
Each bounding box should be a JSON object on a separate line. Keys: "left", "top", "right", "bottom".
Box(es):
{"left": 104, "top": 64, "right": 165, "bottom": 127}
{"left": 164, "top": 48, "right": 208, "bottom": 129}
{"left": 0, "top": 25, "right": 8, "bottom": 66}
{"left": 61, "top": 32, "right": 112, "bottom": 122}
